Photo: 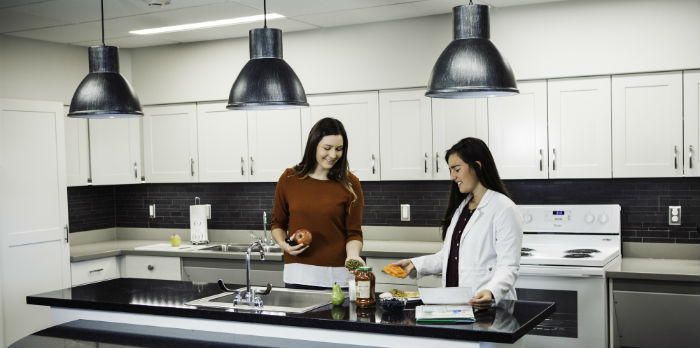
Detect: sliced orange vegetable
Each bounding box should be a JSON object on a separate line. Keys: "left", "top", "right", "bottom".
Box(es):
{"left": 383, "top": 264, "right": 407, "bottom": 278}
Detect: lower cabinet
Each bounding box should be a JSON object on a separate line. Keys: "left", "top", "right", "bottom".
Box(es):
{"left": 181, "top": 258, "right": 284, "bottom": 287}
{"left": 71, "top": 257, "right": 120, "bottom": 286}
{"left": 121, "top": 255, "right": 182, "bottom": 281}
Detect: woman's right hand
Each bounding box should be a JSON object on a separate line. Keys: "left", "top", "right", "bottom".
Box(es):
{"left": 283, "top": 242, "right": 309, "bottom": 256}
{"left": 392, "top": 259, "right": 415, "bottom": 276}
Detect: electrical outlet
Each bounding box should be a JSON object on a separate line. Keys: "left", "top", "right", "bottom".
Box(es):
{"left": 400, "top": 204, "right": 411, "bottom": 222}
{"left": 668, "top": 206, "right": 681, "bottom": 226}
{"left": 149, "top": 204, "right": 156, "bottom": 219}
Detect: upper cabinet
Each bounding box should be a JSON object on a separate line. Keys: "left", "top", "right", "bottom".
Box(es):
{"left": 683, "top": 70, "right": 700, "bottom": 177}
{"left": 612, "top": 72, "right": 683, "bottom": 178}
{"left": 143, "top": 104, "right": 199, "bottom": 183}
{"left": 548, "top": 76, "right": 612, "bottom": 178}
{"left": 431, "top": 98, "right": 488, "bottom": 180}
{"left": 247, "top": 109, "right": 303, "bottom": 182}
{"left": 379, "top": 89, "right": 433, "bottom": 180}
{"left": 89, "top": 118, "right": 142, "bottom": 185}
{"left": 488, "top": 81, "right": 549, "bottom": 180}
{"left": 302, "top": 92, "right": 380, "bottom": 181}
{"left": 196, "top": 102, "right": 249, "bottom": 183}
{"left": 64, "top": 108, "right": 91, "bottom": 186}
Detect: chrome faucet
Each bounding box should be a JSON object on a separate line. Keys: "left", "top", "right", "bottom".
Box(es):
{"left": 217, "top": 240, "right": 271, "bottom": 310}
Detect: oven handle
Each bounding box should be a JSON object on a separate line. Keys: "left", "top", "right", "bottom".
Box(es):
{"left": 519, "top": 266, "right": 605, "bottom": 278}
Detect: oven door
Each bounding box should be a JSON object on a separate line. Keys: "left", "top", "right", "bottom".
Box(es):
{"left": 515, "top": 265, "right": 609, "bottom": 348}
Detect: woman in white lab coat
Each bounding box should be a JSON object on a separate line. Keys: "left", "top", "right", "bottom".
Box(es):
{"left": 393, "top": 137, "right": 522, "bottom": 309}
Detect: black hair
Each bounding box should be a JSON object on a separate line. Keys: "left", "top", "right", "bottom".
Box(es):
{"left": 441, "top": 137, "right": 510, "bottom": 239}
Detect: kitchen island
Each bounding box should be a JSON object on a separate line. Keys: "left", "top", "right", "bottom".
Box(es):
{"left": 26, "top": 278, "right": 554, "bottom": 348}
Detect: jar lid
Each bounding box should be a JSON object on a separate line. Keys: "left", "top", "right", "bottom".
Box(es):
{"left": 357, "top": 266, "right": 372, "bottom": 271}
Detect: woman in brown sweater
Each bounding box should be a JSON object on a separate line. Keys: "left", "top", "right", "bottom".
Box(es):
{"left": 270, "top": 117, "right": 365, "bottom": 290}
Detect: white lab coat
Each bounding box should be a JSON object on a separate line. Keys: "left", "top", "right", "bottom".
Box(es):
{"left": 411, "top": 189, "right": 523, "bottom": 303}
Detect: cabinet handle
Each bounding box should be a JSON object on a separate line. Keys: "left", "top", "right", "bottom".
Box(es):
{"left": 89, "top": 268, "right": 104, "bottom": 274}
{"left": 435, "top": 152, "right": 440, "bottom": 173}
{"left": 190, "top": 158, "right": 195, "bottom": 177}
{"left": 240, "top": 157, "right": 245, "bottom": 176}
{"left": 689, "top": 145, "right": 694, "bottom": 169}
{"left": 674, "top": 146, "right": 678, "bottom": 169}
{"left": 552, "top": 148, "right": 557, "bottom": 171}
{"left": 64, "top": 224, "right": 69, "bottom": 243}
{"left": 250, "top": 156, "right": 255, "bottom": 176}
{"left": 147, "top": 265, "right": 154, "bottom": 271}
{"left": 539, "top": 149, "right": 543, "bottom": 172}
{"left": 133, "top": 162, "right": 138, "bottom": 179}
{"left": 424, "top": 153, "right": 428, "bottom": 173}
{"left": 371, "top": 154, "right": 376, "bottom": 174}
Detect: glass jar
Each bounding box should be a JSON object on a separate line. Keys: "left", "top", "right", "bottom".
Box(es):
{"left": 355, "top": 266, "right": 376, "bottom": 308}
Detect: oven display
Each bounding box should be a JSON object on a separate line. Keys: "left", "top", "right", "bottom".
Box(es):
{"left": 553, "top": 211, "right": 565, "bottom": 215}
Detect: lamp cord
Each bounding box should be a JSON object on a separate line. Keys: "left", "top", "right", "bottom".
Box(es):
{"left": 263, "top": 0, "right": 267, "bottom": 28}
{"left": 100, "top": 0, "right": 105, "bottom": 45}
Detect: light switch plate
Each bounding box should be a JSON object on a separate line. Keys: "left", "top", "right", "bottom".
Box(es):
{"left": 149, "top": 204, "right": 156, "bottom": 219}
{"left": 401, "top": 204, "right": 411, "bottom": 222}
{"left": 668, "top": 206, "right": 681, "bottom": 226}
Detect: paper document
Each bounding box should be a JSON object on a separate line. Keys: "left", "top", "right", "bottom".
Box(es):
{"left": 415, "top": 305, "right": 475, "bottom": 323}
{"left": 418, "top": 287, "right": 473, "bottom": 304}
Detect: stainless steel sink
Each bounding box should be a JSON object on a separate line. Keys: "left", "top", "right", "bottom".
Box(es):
{"left": 185, "top": 286, "right": 332, "bottom": 313}
{"left": 201, "top": 243, "right": 282, "bottom": 253}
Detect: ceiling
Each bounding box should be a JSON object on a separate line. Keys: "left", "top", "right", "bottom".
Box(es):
{"left": 0, "top": 0, "right": 567, "bottom": 48}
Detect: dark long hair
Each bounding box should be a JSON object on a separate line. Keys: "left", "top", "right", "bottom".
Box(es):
{"left": 293, "top": 117, "right": 357, "bottom": 203}
{"left": 440, "top": 137, "right": 510, "bottom": 239}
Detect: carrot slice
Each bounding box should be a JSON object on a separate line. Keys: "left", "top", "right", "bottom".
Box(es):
{"left": 383, "top": 264, "right": 407, "bottom": 278}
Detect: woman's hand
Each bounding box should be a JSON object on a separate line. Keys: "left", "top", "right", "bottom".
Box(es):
{"left": 469, "top": 289, "right": 494, "bottom": 309}
{"left": 391, "top": 259, "right": 415, "bottom": 276}
{"left": 283, "top": 242, "right": 309, "bottom": 256}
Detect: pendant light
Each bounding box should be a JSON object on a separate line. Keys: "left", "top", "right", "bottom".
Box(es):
{"left": 68, "top": 0, "right": 143, "bottom": 118}
{"left": 227, "top": 0, "right": 308, "bottom": 110}
{"left": 426, "top": 1, "right": 518, "bottom": 98}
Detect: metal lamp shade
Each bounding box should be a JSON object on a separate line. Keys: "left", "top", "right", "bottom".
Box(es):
{"left": 68, "top": 45, "right": 143, "bottom": 118}
{"left": 426, "top": 4, "right": 518, "bottom": 98}
{"left": 227, "top": 28, "right": 308, "bottom": 110}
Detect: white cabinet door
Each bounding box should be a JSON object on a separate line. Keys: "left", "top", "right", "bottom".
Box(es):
{"left": 197, "top": 102, "right": 249, "bottom": 182}
{"left": 247, "top": 109, "right": 303, "bottom": 182}
{"left": 89, "top": 118, "right": 142, "bottom": 185}
{"left": 431, "top": 98, "right": 489, "bottom": 180}
{"left": 71, "top": 257, "right": 120, "bottom": 286}
{"left": 143, "top": 104, "right": 199, "bottom": 182}
{"left": 379, "top": 89, "right": 433, "bottom": 180}
{"left": 121, "top": 255, "right": 181, "bottom": 280}
{"left": 64, "top": 108, "right": 91, "bottom": 186}
{"left": 683, "top": 70, "right": 700, "bottom": 177}
{"left": 548, "top": 76, "right": 612, "bottom": 178}
{"left": 488, "top": 81, "right": 548, "bottom": 179}
{"left": 302, "top": 92, "right": 380, "bottom": 181}
{"left": 612, "top": 72, "right": 683, "bottom": 178}
{"left": 0, "top": 99, "right": 70, "bottom": 347}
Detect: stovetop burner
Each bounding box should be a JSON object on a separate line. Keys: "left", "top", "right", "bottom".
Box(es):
{"left": 521, "top": 247, "right": 535, "bottom": 252}
{"left": 563, "top": 253, "right": 593, "bottom": 258}
{"left": 521, "top": 252, "right": 532, "bottom": 257}
{"left": 565, "top": 249, "right": 600, "bottom": 254}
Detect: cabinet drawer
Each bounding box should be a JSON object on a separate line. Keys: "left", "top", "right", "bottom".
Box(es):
{"left": 71, "top": 257, "right": 120, "bottom": 286}
{"left": 122, "top": 255, "right": 181, "bottom": 280}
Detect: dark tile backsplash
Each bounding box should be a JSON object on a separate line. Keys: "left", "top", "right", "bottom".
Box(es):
{"left": 67, "top": 178, "right": 700, "bottom": 244}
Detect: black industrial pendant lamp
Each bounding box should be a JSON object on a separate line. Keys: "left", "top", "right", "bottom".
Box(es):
{"left": 426, "top": 1, "right": 518, "bottom": 98}
{"left": 227, "top": 0, "right": 308, "bottom": 110}
{"left": 68, "top": 0, "right": 143, "bottom": 118}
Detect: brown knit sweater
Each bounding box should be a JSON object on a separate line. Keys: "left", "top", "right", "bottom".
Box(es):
{"left": 271, "top": 168, "right": 364, "bottom": 267}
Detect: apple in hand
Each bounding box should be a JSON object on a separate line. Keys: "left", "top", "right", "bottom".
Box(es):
{"left": 293, "top": 229, "right": 312, "bottom": 246}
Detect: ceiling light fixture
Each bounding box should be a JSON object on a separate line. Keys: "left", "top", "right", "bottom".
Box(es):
{"left": 426, "top": 1, "right": 518, "bottom": 98}
{"left": 129, "top": 13, "right": 285, "bottom": 35}
{"left": 68, "top": 0, "right": 142, "bottom": 118}
{"left": 226, "top": 0, "right": 308, "bottom": 110}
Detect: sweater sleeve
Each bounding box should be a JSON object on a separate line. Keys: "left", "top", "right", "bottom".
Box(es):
{"left": 345, "top": 175, "right": 364, "bottom": 243}
{"left": 270, "top": 169, "right": 290, "bottom": 232}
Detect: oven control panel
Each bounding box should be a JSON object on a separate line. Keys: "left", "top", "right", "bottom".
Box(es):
{"left": 518, "top": 204, "right": 621, "bottom": 234}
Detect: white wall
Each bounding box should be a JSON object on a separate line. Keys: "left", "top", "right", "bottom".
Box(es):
{"left": 131, "top": 0, "right": 700, "bottom": 105}
{"left": 0, "top": 35, "right": 134, "bottom": 105}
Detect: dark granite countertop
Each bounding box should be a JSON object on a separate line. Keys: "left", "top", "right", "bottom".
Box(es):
{"left": 27, "top": 278, "right": 554, "bottom": 344}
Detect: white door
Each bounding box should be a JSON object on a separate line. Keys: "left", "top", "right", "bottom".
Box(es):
{"left": 683, "top": 70, "right": 700, "bottom": 177}
{"left": 64, "top": 107, "right": 91, "bottom": 186}
{"left": 89, "top": 118, "right": 142, "bottom": 185}
{"left": 379, "top": 89, "right": 433, "bottom": 180}
{"left": 143, "top": 104, "right": 199, "bottom": 182}
{"left": 431, "top": 98, "right": 489, "bottom": 180}
{"left": 197, "top": 102, "right": 249, "bottom": 182}
{"left": 0, "top": 99, "right": 70, "bottom": 347}
{"left": 302, "top": 92, "right": 380, "bottom": 181}
{"left": 247, "top": 109, "right": 303, "bottom": 182}
{"left": 612, "top": 72, "right": 683, "bottom": 178}
{"left": 548, "top": 76, "right": 612, "bottom": 178}
{"left": 488, "top": 81, "right": 548, "bottom": 179}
